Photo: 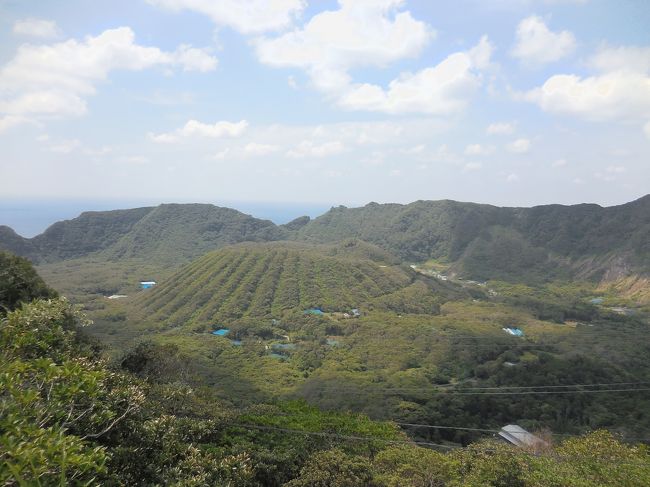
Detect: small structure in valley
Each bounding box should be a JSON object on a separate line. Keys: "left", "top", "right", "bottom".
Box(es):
{"left": 498, "top": 424, "right": 547, "bottom": 451}
{"left": 140, "top": 281, "right": 156, "bottom": 289}
{"left": 502, "top": 327, "right": 524, "bottom": 337}
{"left": 212, "top": 328, "right": 230, "bottom": 336}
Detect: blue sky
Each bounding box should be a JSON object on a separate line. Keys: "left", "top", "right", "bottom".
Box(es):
{"left": 1, "top": 0, "right": 649, "bottom": 211}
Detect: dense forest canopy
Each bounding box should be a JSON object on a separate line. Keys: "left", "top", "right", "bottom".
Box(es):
{"left": 1, "top": 254, "right": 649, "bottom": 485}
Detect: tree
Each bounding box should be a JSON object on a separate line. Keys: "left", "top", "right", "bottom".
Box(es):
{"left": 285, "top": 449, "right": 374, "bottom": 487}
{"left": 0, "top": 251, "right": 57, "bottom": 314}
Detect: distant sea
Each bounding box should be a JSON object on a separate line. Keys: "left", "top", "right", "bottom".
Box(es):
{"left": 0, "top": 199, "right": 336, "bottom": 238}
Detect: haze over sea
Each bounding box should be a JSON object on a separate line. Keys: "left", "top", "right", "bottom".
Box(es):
{"left": 0, "top": 199, "right": 333, "bottom": 238}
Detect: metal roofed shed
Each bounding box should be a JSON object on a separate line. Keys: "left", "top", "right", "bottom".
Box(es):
{"left": 140, "top": 281, "right": 156, "bottom": 289}
{"left": 498, "top": 424, "right": 548, "bottom": 451}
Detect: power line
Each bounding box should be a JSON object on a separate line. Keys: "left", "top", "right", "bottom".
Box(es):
{"left": 395, "top": 422, "right": 650, "bottom": 443}
{"left": 229, "top": 422, "right": 650, "bottom": 466}
{"left": 294, "top": 384, "right": 650, "bottom": 396}
{"left": 384, "top": 381, "right": 650, "bottom": 390}
{"left": 230, "top": 422, "right": 458, "bottom": 450}
{"left": 397, "top": 423, "right": 499, "bottom": 434}
{"left": 238, "top": 413, "right": 650, "bottom": 444}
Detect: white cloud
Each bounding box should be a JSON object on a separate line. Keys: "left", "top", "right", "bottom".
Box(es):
{"left": 544, "top": 0, "right": 588, "bottom": 4}
{"left": 244, "top": 142, "right": 280, "bottom": 156}
{"left": 644, "top": 121, "right": 650, "bottom": 139}
{"left": 148, "top": 132, "right": 180, "bottom": 144}
{"left": 0, "top": 91, "right": 87, "bottom": 118}
{"left": 506, "top": 173, "right": 520, "bottom": 182}
{"left": 339, "top": 36, "right": 493, "bottom": 115}
{"left": 463, "top": 162, "right": 483, "bottom": 172}
{"left": 180, "top": 120, "right": 247, "bottom": 137}
{"left": 606, "top": 165, "right": 626, "bottom": 174}
{"left": 256, "top": 0, "right": 433, "bottom": 93}
{"left": 361, "top": 151, "right": 385, "bottom": 166}
{"left": 48, "top": 139, "right": 81, "bottom": 154}
{"left": 138, "top": 90, "right": 195, "bottom": 106}
{"left": 287, "top": 75, "right": 298, "bottom": 89}
{"left": 428, "top": 143, "right": 464, "bottom": 164}
{"left": 464, "top": 143, "right": 494, "bottom": 156}
{"left": 595, "top": 166, "right": 626, "bottom": 181}
{"left": 479, "top": 0, "right": 588, "bottom": 7}
{"left": 172, "top": 45, "right": 219, "bottom": 71}
{"left": 13, "top": 19, "right": 61, "bottom": 39}
{"left": 511, "top": 16, "right": 576, "bottom": 66}
{"left": 467, "top": 35, "right": 494, "bottom": 70}
{"left": 150, "top": 119, "right": 248, "bottom": 142}
{"left": 256, "top": 2, "right": 494, "bottom": 116}
{"left": 287, "top": 140, "right": 345, "bottom": 158}
{"left": 403, "top": 144, "right": 425, "bottom": 154}
{"left": 523, "top": 44, "right": 650, "bottom": 127}
{"left": 506, "top": 138, "right": 531, "bottom": 153}
{"left": 486, "top": 121, "right": 515, "bottom": 135}
{"left": 147, "top": 0, "right": 305, "bottom": 33}
{"left": 118, "top": 155, "right": 150, "bottom": 164}
{"left": 83, "top": 146, "right": 113, "bottom": 156}
{"left": 524, "top": 72, "right": 650, "bottom": 123}
{"left": 589, "top": 45, "right": 650, "bottom": 74}
{"left": 0, "top": 115, "right": 29, "bottom": 133}
{"left": 552, "top": 158, "right": 568, "bottom": 167}
{"left": 0, "top": 27, "right": 217, "bottom": 125}
{"left": 212, "top": 148, "right": 230, "bottom": 160}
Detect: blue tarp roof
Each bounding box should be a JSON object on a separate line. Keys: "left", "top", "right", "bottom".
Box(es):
{"left": 212, "top": 328, "right": 230, "bottom": 336}
{"left": 304, "top": 308, "right": 324, "bottom": 315}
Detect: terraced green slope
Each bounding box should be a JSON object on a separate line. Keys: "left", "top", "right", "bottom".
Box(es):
{"left": 127, "top": 241, "right": 456, "bottom": 330}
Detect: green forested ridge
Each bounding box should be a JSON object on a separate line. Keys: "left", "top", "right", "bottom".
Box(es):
{"left": 2, "top": 195, "right": 648, "bottom": 284}
{"left": 296, "top": 195, "right": 650, "bottom": 283}
{"left": 0, "top": 207, "right": 153, "bottom": 263}
{"left": 103, "top": 203, "right": 286, "bottom": 264}
{"left": 0, "top": 203, "right": 285, "bottom": 265}
{"left": 1, "top": 257, "right": 649, "bottom": 485}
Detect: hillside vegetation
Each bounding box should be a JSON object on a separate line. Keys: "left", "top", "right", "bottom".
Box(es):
{"left": 79, "top": 239, "right": 650, "bottom": 444}
{"left": 2, "top": 256, "right": 650, "bottom": 485}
